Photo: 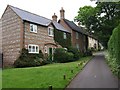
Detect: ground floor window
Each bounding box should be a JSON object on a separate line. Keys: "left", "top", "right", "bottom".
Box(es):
{"left": 28, "top": 44, "right": 39, "bottom": 54}
{"left": 76, "top": 44, "right": 79, "bottom": 50}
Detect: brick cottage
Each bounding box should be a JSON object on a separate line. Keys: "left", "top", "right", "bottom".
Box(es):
{"left": 1, "top": 5, "right": 99, "bottom": 67}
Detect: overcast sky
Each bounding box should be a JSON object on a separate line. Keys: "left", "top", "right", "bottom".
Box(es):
{"left": 0, "top": 0, "right": 96, "bottom": 21}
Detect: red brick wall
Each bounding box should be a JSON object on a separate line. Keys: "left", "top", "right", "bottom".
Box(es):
{"left": 2, "top": 6, "right": 22, "bottom": 67}
{"left": 59, "top": 19, "right": 85, "bottom": 52}
{"left": 24, "top": 22, "right": 57, "bottom": 54}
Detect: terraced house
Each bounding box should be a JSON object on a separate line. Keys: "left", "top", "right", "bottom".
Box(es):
{"left": 1, "top": 5, "right": 71, "bottom": 67}
{"left": 58, "top": 8, "right": 88, "bottom": 53}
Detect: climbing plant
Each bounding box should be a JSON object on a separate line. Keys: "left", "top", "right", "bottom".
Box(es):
{"left": 54, "top": 29, "right": 71, "bottom": 48}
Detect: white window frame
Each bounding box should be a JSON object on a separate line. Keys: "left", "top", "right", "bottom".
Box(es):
{"left": 76, "top": 32, "right": 79, "bottom": 39}
{"left": 28, "top": 44, "right": 39, "bottom": 54}
{"left": 63, "top": 32, "right": 67, "bottom": 39}
{"left": 48, "top": 27, "right": 54, "bottom": 37}
{"left": 30, "top": 24, "right": 37, "bottom": 33}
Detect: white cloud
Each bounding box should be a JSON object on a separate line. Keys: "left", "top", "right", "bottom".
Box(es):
{"left": 0, "top": 0, "right": 96, "bottom": 21}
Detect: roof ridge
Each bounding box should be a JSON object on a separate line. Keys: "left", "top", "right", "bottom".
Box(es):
{"left": 9, "top": 5, "right": 51, "bottom": 21}
{"left": 63, "top": 19, "right": 86, "bottom": 34}
{"left": 64, "top": 19, "right": 73, "bottom": 22}
{"left": 52, "top": 21, "right": 70, "bottom": 33}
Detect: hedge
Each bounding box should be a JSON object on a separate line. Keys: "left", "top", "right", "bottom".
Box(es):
{"left": 108, "top": 24, "right": 120, "bottom": 78}
{"left": 68, "top": 47, "right": 81, "bottom": 60}
{"left": 54, "top": 48, "right": 74, "bottom": 63}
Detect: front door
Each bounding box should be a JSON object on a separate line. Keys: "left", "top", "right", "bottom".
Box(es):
{"left": 49, "top": 48, "right": 53, "bottom": 61}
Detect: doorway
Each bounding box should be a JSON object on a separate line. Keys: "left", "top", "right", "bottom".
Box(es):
{"left": 49, "top": 48, "right": 53, "bottom": 61}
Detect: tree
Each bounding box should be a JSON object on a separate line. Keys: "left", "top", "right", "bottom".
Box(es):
{"left": 75, "top": 2, "right": 120, "bottom": 48}
{"left": 74, "top": 6, "right": 97, "bottom": 33}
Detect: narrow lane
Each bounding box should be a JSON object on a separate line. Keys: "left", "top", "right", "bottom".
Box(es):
{"left": 67, "top": 52, "right": 118, "bottom": 88}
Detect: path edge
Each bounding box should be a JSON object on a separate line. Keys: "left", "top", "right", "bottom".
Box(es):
{"left": 64, "top": 56, "right": 95, "bottom": 89}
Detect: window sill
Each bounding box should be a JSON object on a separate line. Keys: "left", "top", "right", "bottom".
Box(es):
{"left": 49, "top": 35, "right": 54, "bottom": 37}
{"left": 30, "top": 31, "right": 37, "bottom": 34}
{"left": 28, "top": 52, "right": 39, "bottom": 54}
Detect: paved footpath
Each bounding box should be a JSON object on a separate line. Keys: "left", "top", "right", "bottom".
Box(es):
{"left": 66, "top": 52, "right": 119, "bottom": 88}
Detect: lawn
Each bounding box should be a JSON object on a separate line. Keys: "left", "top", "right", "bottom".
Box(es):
{"left": 2, "top": 56, "right": 92, "bottom": 88}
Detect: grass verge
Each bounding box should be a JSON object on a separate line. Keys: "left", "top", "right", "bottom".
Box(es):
{"left": 2, "top": 56, "right": 92, "bottom": 88}
{"left": 104, "top": 51, "right": 119, "bottom": 79}
{"left": 0, "top": 69, "right": 2, "bottom": 90}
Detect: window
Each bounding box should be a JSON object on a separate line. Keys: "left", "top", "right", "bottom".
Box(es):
{"left": 63, "top": 32, "right": 67, "bottom": 39}
{"left": 76, "top": 44, "right": 79, "bottom": 50}
{"left": 48, "top": 27, "right": 54, "bottom": 36}
{"left": 30, "top": 24, "right": 37, "bottom": 33}
{"left": 76, "top": 32, "right": 79, "bottom": 39}
{"left": 28, "top": 44, "right": 39, "bottom": 53}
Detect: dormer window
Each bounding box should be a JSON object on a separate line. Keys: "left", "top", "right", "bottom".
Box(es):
{"left": 30, "top": 24, "right": 37, "bottom": 33}
{"left": 48, "top": 27, "right": 54, "bottom": 37}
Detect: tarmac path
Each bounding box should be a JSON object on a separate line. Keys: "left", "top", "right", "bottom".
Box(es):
{"left": 66, "top": 52, "right": 119, "bottom": 88}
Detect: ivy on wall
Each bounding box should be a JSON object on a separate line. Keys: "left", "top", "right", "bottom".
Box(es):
{"left": 54, "top": 29, "right": 71, "bottom": 48}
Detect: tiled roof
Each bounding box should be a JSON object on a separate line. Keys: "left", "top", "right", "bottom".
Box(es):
{"left": 8, "top": 5, "right": 73, "bottom": 33}
{"left": 63, "top": 19, "right": 85, "bottom": 34}
{"left": 52, "top": 21, "right": 70, "bottom": 33}
{"left": 10, "top": 5, "right": 51, "bottom": 26}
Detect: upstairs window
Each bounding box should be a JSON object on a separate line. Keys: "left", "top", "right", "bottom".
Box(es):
{"left": 48, "top": 27, "right": 54, "bottom": 37}
{"left": 28, "top": 44, "right": 39, "bottom": 54}
{"left": 63, "top": 32, "right": 67, "bottom": 39}
{"left": 76, "top": 32, "right": 79, "bottom": 39}
{"left": 30, "top": 24, "right": 37, "bottom": 33}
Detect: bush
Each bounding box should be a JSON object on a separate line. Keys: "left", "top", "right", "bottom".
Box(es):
{"left": 68, "top": 47, "right": 80, "bottom": 60}
{"left": 54, "top": 48, "right": 74, "bottom": 63}
{"left": 44, "top": 53, "right": 53, "bottom": 64}
{"left": 84, "top": 49, "right": 92, "bottom": 56}
{"left": 108, "top": 24, "right": 120, "bottom": 78}
{"left": 14, "top": 48, "right": 46, "bottom": 68}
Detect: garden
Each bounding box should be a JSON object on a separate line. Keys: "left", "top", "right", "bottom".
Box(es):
{"left": 2, "top": 47, "right": 93, "bottom": 88}
{"left": 2, "top": 56, "right": 92, "bottom": 88}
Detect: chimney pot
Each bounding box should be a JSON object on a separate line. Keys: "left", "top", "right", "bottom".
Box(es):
{"left": 52, "top": 13, "right": 57, "bottom": 21}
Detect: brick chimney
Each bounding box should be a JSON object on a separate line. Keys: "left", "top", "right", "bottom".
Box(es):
{"left": 52, "top": 13, "right": 57, "bottom": 21}
{"left": 60, "top": 7, "right": 65, "bottom": 19}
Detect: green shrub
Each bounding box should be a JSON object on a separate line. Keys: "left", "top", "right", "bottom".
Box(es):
{"left": 108, "top": 24, "right": 120, "bottom": 78}
{"left": 68, "top": 47, "right": 80, "bottom": 60}
{"left": 44, "top": 54, "right": 53, "bottom": 64}
{"left": 54, "top": 48, "right": 74, "bottom": 63}
{"left": 84, "top": 49, "right": 92, "bottom": 56}
{"left": 14, "top": 48, "right": 45, "bottom": 68}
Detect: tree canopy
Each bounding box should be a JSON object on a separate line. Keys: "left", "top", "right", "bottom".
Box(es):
{"left": 75, "top": 2, "right": 120, "bottom": 48}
